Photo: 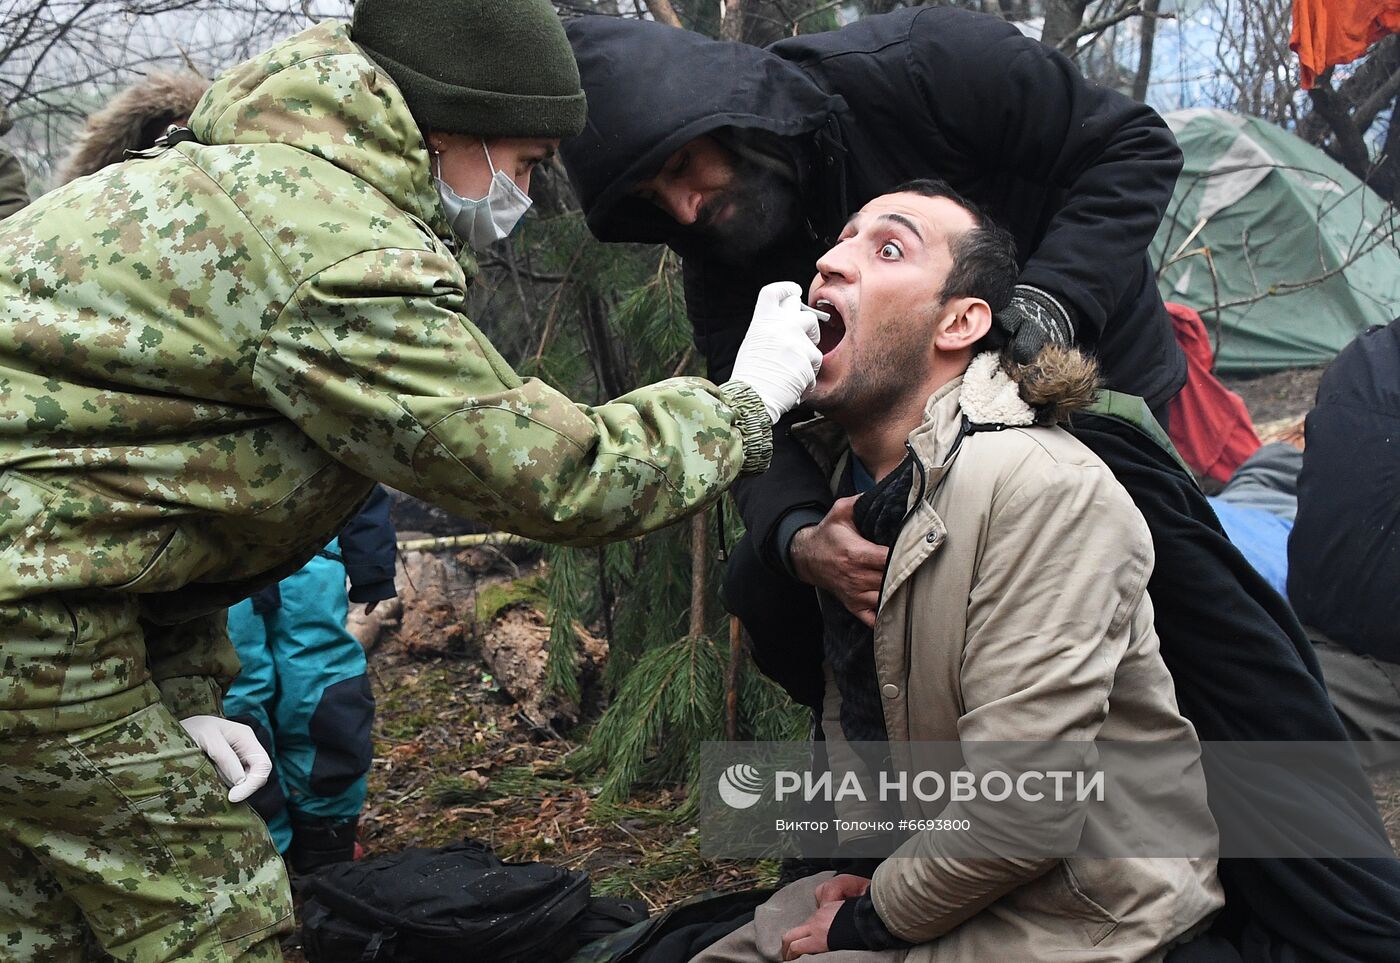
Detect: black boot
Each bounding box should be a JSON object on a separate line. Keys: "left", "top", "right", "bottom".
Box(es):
{"left": 288, "top": 817, "right": 358, "bottom": 874}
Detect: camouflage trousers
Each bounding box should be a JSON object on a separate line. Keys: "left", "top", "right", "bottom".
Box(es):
{"left": 0, "top": 701, "right": 293, "bottom": 962}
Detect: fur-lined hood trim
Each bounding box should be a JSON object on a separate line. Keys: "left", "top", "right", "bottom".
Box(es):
{"left": 960, "top": 345, "right": 1101, "bottom": 428}
{"left": 57, "top": 71, "right": 210, "bottom": 184}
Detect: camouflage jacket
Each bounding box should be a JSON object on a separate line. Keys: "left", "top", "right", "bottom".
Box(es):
{"left": 0, "top": 22, "right": 769, "bottom": 733}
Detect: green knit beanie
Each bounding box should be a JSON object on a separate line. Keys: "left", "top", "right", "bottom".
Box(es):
{"left": 352, "top": 0, "right": 586, "bottom": 139}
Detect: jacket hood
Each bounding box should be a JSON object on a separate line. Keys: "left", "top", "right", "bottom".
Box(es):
{"left": 960, "top": 347, "right": 1101, "bottom": 428}
{"left": 58, "top": 71, "right": 210, "bottom": 185}
{"left": 560, "top": 15, "right": 843, "bottom": 245}
{"left": 898, "top": 347, "right": 1101, "bottom": 489}
{"left": 188, "top": 21, "right": 449, "bottom": 239}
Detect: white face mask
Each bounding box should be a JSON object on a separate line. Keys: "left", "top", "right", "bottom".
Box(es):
{"left": 434, "top": 140, "right": 532, "bottom": 250}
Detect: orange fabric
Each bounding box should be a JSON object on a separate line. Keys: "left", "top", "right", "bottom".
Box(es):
{"left": 1292, "top": 0, "right": 1400, "bottom": 88}
{"left": 1165, "top": 303, "right": 1262, "bottom": 484}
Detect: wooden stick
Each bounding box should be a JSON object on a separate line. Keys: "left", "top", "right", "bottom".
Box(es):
{"left": 726, "top": 616, "right": 744, "bottom": 741}
{"left": 395, "top": 532, "right": 534, "bottom": 552}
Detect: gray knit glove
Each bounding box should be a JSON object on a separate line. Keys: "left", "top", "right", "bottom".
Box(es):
{"left": 995, "top": 284, "right": 1075, "bottom": 364}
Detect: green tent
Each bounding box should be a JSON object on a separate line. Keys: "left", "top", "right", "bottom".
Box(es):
{"left": 1151, "top": 108, "right": 1400, "bottom": 373}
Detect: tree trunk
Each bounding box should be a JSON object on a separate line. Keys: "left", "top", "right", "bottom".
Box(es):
{"left": 1309, "top": 72, "right": 1375, "bottom": 182}
{"left": 689, "top": 510, "right": 707, "bottom": 638}
{"left": 1298, "top": 36, "right": 1400, "bottom": 146}
{"left": 720, "top": 0, "right": 749, "bottom": 42}
{"left": 644, "top": 0, "right": 683, "bottom": 28}
{"left": 1367, "top": 91, "right": 1400, "bottom": 203}
{"left": 1041, "top": 0, "right": 1091, "bottom": 51}
{"left": 725, "top": 617, "right": 743, "bottom": 740}
{"left": 1132, "top": 0, "right": 1160, "bottom": 103}
{"left": 580, "top": 292, "right": 629, "bottom": 400}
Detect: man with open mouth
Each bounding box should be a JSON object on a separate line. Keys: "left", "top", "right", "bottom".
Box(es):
{"left": 561, "top": 10, "right": 1400, "bottom": 957}
{"left": 692, "top": 179, "right": 1224, "bottom": 963}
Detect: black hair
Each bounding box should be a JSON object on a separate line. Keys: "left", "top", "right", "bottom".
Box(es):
{"left": 889, "top": 178, "right": 1018, "bottom": 313}
{"left": 891, "top": 179, "right": 1100, "bottom": 423}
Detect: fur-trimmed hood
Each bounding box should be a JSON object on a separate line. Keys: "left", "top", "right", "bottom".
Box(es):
{"left": 961, "top": 345, "right": 1100, "bottom": 428}
{"left": 57, "top": 71, "right": 210, "bottom": 184}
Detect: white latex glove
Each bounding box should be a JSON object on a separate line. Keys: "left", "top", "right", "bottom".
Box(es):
{"left": 179, "top": 714, "right": 273, "bottom": 804}
{"left": 730, "top": 281, "right": 823, "bottom": 424}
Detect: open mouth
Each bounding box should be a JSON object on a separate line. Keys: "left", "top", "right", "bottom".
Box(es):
{"left": 813, "top": 298, "right": 846, "bottom": 355}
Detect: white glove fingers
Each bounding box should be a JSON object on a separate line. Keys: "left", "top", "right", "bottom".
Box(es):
{"left": 228, "top": 777, "right": 259, "bottom": 804}
{"left": 733, "top": 281, "right": 825, "bottom": 424}
{"left": 180, "top": 714, "right": 271, "bottom": 803}
{"left": 768, "top": 280, "right": 804, "bottom": 304}
{"left": 205, "top": 736, "right": 248, "bottom": 791}
{"left": 228, "top": 724, "right": 274, "bottom": 784}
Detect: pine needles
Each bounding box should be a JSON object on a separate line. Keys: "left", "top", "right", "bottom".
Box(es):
{"left": 543, "top": 543, "right": 586, "bottom": 702}
{"left": 474, "top": 206, "right": 811, "bottom": 812}
{"left": 570, "top": 632, "right": 727, "bottom": 804}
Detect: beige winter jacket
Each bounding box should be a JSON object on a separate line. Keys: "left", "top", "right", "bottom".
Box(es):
{"left": 815, "top": 354, "right": 1224, "bottom": 962}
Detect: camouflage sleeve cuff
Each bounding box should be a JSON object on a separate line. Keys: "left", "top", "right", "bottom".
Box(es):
{"left": 157, "top": 675, "right": 224, "bottom": 720}
{"left": 719, "top": 380, "right": 773, "bottom": 476}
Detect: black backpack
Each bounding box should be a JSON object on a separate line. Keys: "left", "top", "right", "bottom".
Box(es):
{"left": 300, "top": 838, "right": 644, "bottom": 962}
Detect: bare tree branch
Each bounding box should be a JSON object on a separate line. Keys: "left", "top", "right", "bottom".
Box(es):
{"left": 1309, "top": 69, "right": 1375, "bottom": 179}
{"left": 1298, "top": 35, "right": 1400, "bottom": 144}
{"left": 1056, "top": 5, "right": 1173, "bottom": 55}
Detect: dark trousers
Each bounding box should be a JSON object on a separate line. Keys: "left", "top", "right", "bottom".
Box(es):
{"left": 722, "top": 410, "right": 1400, "bottom": 963}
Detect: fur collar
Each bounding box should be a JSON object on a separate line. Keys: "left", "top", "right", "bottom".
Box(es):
{"left": 957, "top": 352, "right": 1036, "bottom": 427}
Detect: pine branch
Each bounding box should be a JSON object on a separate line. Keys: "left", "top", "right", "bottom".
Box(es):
{"left": 544, "top": 543, "right": 587, "bottom": 701}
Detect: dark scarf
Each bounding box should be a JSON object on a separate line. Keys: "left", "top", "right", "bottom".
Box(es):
{"left": 820, "top": 453, "right": 917, "bottom": 746}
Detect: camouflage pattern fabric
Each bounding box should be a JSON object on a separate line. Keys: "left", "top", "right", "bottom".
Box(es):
{"left": 0, "top": 701, "right": 291, "bottom": 961}
{"left": 0, "top": 20, "right": 770, "bottom": 737}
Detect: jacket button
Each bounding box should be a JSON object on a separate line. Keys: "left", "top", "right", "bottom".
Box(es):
{"left": 881, "top": 683, "right": 900, "bottom": 699}
{"left": 925, "top": 531, "right": 939, "bottom": 544}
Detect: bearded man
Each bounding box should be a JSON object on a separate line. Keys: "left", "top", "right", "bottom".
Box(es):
{"left": 561, "top": 13, "right": 1400, "bottom": 958}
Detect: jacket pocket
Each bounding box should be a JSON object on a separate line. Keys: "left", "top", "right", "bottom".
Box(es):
{"left": 74, "top": 701, "right": 216, "bottom": 807}
{"left": 0, "top": 471, "right": 64, "bottom": 598}
{"left": 1, "top": 469, "right": 184, "bottom": 595}
{"left": 109, "top": 524, "right": 179, "bottom": 592}
{"left": 1008, "top": 860, "right": 1120, "bottom": 947}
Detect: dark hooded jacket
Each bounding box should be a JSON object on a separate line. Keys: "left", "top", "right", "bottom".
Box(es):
{"left": 563, "top": 6, "right": 1187, "bottom": 560}
{"left": 566, "top": 16, "right": 1400, "bottom": 961}
{"left": 1288, "top": 319, "right": 1400, "bottom": 664}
